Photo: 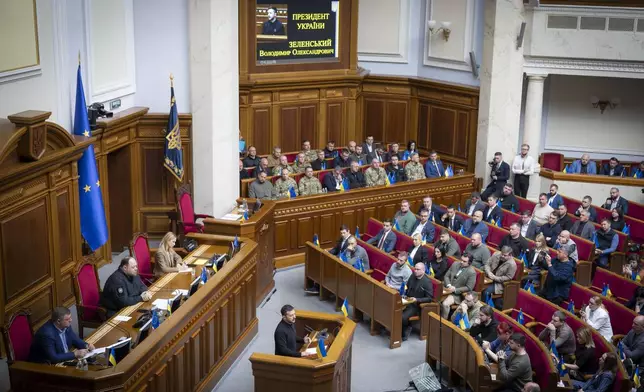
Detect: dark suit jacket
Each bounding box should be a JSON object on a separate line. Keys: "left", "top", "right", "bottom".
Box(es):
{"left": 482, "top": 205, "right": 503, "bottom": 224}
{"left": 410, "top": 220, "right": 436, "bottom": 243}
{"left": 603, "top": 197, "right": 629, "bottom": 215}
{"left": 310, "top": 158, "right": 329, "bottom": 171}
{"left": 366, "top": 229, "right": 397, "bottom": 252}
{"left": 497, "top": 192, "right": 519, "bottom": 212}
{"left": 29, "top": 321, "right": 88, "bottom": 364}
{"left": 416, "top": 204, "right": 444, "bottom": 223}
{"left": 329, "top": 236, "right": 350, "bottom": 256}
{"left": 333, "top": 156, "right": 352, "bottom": 168}
{"left": 521, "top": 220, "right": 538, "bottom": 240}
{"left": 441, "top": 215, "right": 464, "bottom": 232}
{"left": 491, "top": 161, "right": 510, "bottom": 183}
{"left": 574, "top": 206, "right": 598, "bottom": 222}
{"left": 424, "top": 159, "right": 445, "bottom": 178}
{"left": 386, "top": 165, "right": 407, "bottom": 182}
{"left": 463, "top": 220, "right": 489, "bottom": 242}
{"left": 464, "top": 200, "right": 486, "bottom": 216}
{"left": 600, "top": 164, "right": 626, "bottom": 177}
{"left": 346, "top": 170, "right": 366, "bottom": 189}
{"left": 384, "top": 151, "right": 403, "bottom": 162}
{"left": 557, "top": 215, "right": 573, "bottom": 231}
{"left": 408, "top": 245, "right": 430, "bottom": 265}
{"left": 322, "top": 173, "right": 343, "bottom": 192}
{"left": 362, "top": 142, "right": 376, "bottom": 156}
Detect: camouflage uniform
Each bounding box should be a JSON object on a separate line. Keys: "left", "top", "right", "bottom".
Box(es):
{"left": 272, "top": 164, "right": 294, "bottom": 176}
{"left": 298, "top": 176, "right": 323, "bottom": 196}
{"left": 405, "top": 162, "right": 426, "bottom": 181}
{"left": 293, "top": 161, "right": 311, "bottom": 174}
{"left": 302, "top": 150, "right": 318, "bottom": 163}
{"left": 365, "top": 167, "right": 387, "bottom": 187}
{"left": 274, "top": 177, "right": 299, "bottom": 198}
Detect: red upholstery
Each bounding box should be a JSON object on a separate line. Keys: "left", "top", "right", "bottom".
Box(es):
{"left": 358, "top": 239, "right": 394, "bottom": 282}
{"left": 78, "top": 264, "right": 102, "bottom": 322}
{"left": 178, "top": 192, "right": 203, "bottom": 234}
{"left": 629, "top": 201, "right": 644, "bottom": 222}
{"left": 591, "top": 268, "right": 637, "bottom": 305}
{"left": 626, "top": 216, "right": 644, "bottom": 244}
{"left": 485, "top": 225, "right": 506, "bottom": 249}
{"left": 131, "top": 234, "right": 154, "bottom": 283}
{"left": 393, "top": 230, "right": 414, "bottom": 253}
{"left": 540, "top": 153, "right": 565, "bottom": 172}
{"left": 563, "top": 284, "right": 636, "bottom": 336}
{"left": 501, "top": 209, "right": 522, "bottom": 228}
{"left": 283, "top": 152, "right": 298, "bottom": 162}
{"left": 366, "top": 218, "right": 382, "bottom": 239}
{"left": 245, "top": 167, "right": 255, "bottom": 177}
{"left": 5, "top": 312, "right": 33, "bottom": 363}
{"left": 516, "top": 196, "right": 536, "bottom": 214}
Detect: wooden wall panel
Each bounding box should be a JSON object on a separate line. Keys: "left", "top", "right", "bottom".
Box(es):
{"left": 429, "top": 107, "right": 456, "bottom": 155}
{"left": 363, "top": 99, "right": 385, "bottom": 142}
{"left": 252, "top": 107, "right": 271, "bottom": 153}
{"left": 107, "top": 145, "right": 133, "bottom": 251}
{"left": 296, "top": 217, "right": 314, "bottom": 251}
{"left": 455, "top": 112, "right": 469, "bottom": 158}
{"left": 384, "top": 101, "right": 409, "bottom": 143}
{"left": 418, "top": 103, "right": 430, "bottom": 151}
{"left": 56, "top": 191, "right": 73, "bottom": 266}
{"left": 319, "top": 213, "right": 335, "bottom": 246}
{"left": 58, "top": 273, "right": 75, "bottom": 307}
{"left": 279, "top": 106, "right": 299, "bottom": 152}
{"left": 326, "top": 101, "right": 344, "bottom": 145}
{"left": 300, "top": 104, "right": 318, "bottom": 146}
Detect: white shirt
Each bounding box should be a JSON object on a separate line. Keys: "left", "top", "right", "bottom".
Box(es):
{"left": 583, "top": 305, "right": 613, "bottom": 341}
{"left": 512, "top": 154, "right": 536, "bottom": 175}
{"left": 410, "top": 245, "right": 420, "bottom": 260}
{"left": 486, "top": 205, "right": 495, "bottom": 220}
{"left": 521, "top": 222, "right": 529, "bottom": 237}
{"left": 412, "top": 221, "right": 426, "bottom": 237}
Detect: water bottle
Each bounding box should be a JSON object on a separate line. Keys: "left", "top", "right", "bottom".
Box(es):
{"left": 242, "top": 198, "right": 248, "bottom": 213}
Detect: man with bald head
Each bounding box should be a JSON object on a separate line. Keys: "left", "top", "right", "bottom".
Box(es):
{"left": 347, "top": 140, "right": 357, "bottom": 155}
{"left": 623, "top": 315, "right": 644, "bottom": 367}
{"left": 500, "top": 223, "right": 529, "bottom": 257}
{"left": 401, "top": 262, "right": 433, "bottom": 341}
{"left": 462, "top": 211, "right": 489, "bottom": 242}
{"left": 272, "top": 155, "right": 294, "bottom": 176}
{"left": 555, "top": 231, "right": 578, "bottom": 264}
{"left": 464, "top": 233, "right": 491, "bottom": 269}
{"left": 522, "top": 382, "right": 540, "bottom": 392}
{"left": 569, "top": 153, "right": 597, "bottom": 175}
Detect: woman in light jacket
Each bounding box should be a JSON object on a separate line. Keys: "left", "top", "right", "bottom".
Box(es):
{"left": 580, "top": 296, "right": 613, "bottom": 342}
{"left": 154, "top": 232, "right": 189, "bottom": 277}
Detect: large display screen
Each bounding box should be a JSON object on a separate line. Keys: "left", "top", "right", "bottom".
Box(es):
{"left": 255, "top": 0, "right": 340, "bottom": 65}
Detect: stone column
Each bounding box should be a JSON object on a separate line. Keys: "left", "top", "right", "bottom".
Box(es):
{"left": 523, "top": 74, "right": 547, "bottom": 200}
{"left": 188, "top": 0, "right": 239, "bottom": 217}
{"left": 476, "top": 0, "right": 526, "bottom": 188}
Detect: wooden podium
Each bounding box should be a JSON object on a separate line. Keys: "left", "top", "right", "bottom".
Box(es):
{"left": 249, "top": 311, "right": 356, "bottom": 392}
{"left": 203, "top": 200, "right": 275, "bottom": 302}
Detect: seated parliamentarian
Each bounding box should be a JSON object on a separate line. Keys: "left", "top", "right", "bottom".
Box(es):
{"left": 323, "top": 140, "right": 337, "bottom": 159}
{"left": 464, "top": 233, "right": 490, "bottom": 269}
{"left": 556, "top": 205, "right": 573, "bottom": 231}
{"left": 28, "top": 307, "right": 95, "bottom": 364}
{"left": 154, "top": 232, "right": 189, "bottom": 277}
{"left": 255, "top": 158, "right": 270, "bottom": 178}
{"left": 569, "top": 153, "right": 597, "bottom": 175}
{"left": 538, "top": 213, "right": 561, "bottom": 248}
{"left": 440, "top": 205, "right": 464, "bottom": 232}
{"left": 333, "top": 149, "right": 352, "bottom": 168}
{"left": 366, "top": 218, "right": 396, "bottom": 252}
{"left": 248, "top": 171, "right": 274, "bottom": 200}
{"left": 481, "top": 322, "right": 513, "bottom": 363}
{"left": 563, "top": 327, "right": 598, "bottom": 383}
{"left": 469, "top": 305, "right": 498, "bottom": 343}
{"left": 429, "top": 247, "right": 449, "bottom": 281}
{"left": 350, "top": 145, "right": 367, "bottom": 166}
{"left": 547, "top": 184, "right": 564, "bottom": 209}
{"left": 424, "top": 150, "right": 445, "bottom": 178}
{"left": 346, "top": 161, "right": 366, "bottom": 189}
{"left": 274, "top": 168, "right": 298, "bottom": 198}
{"left": 345, "top": 236, "right": 369, "bottom": 270}
{"left": 385, "top": 252, "right": 412, "bottom": 291}
{"left": 570, "top": 210, "right": 595, "bottom": 241}
{"left": 404, "top": 153, "right": 426, "bottom": 181}
{"left": 271, "top": 155, "right": 294, "bottom": 176}
{"left": 580, "top": 296, "right": 613, "bottom": 342}
{"left": 500, "top": 223, "right": 529, "bottom": 258}
{"left": 632, "top": 161, "right": 644, "bottom": 178}
{"left": 384, "top": 142, "right": 403, "bottom": 162}
{"left": 433, "top": 229, "right": 461, "bottom": 258}
{"left": 416, "top": 195, "right": 444, "bottom": 223}
{"left": 242, "top": 146, "right": 260, "bottom": 168}
{"left": 410, "top": 209, "right": 436, "bottom": 243}
{"left": 541, "top": 247, "right": 574, "bottom": 306}
{"left": 393, "top": 199, "right": 417, "bottom": 236}
{"left": 623, "top": 255, "right": 644, "bottom": 286}
{"left": 403, "top": 140, "right": 418, "bottom": 160}
{"left": 364, "top": 158, "right": 387, "bottom": 187}
{"left": 369, "top": 147, "right": 386, "bottom": 163}
{"left": 293, "top": 153, "right": 311, "bottom": 174}
{"left": 266, "top": 146, "right": 282, "bottom": 168}
{"left": 593, "top": 219, "right": 619, "bottom": 268}
{"left": 274, "top": 304, "right": 315, "bottom": 358}
{"left": 385, "top": 155, "right": 406, "bottom": 182}
{"left": 555, "top": 231, "right": 578, "bottom": 264}
{"left": 462, "top": 211, "right": 489, "bottom": 242}
{"left": 532, "top": 193, "right": 554, "bottom": 226}
{"left": 621, "top": 315, "right": 644, "bottom": 367}
{"left": 483, "top": 246, "right": 517, "bottom": 309}
{"left": 571, "top": 352, "right": 617, "bottom": 392}
{"left": 239, "top": 160, "right": 250, "bottom": 181}
{"left": 301, "top": 140, "right": 318, "bottom": 163}
{"left": 310, "top": 150, "right": 328, "bottom": 171}
{"left": 401, "top": 262, "right": 433, "bottom": 341}
{"left": 599, "top": 156, "right": 626, "bottom": 177}
{"left": 298, "top": 167, "right": 323, "bottom": 196}
{"left": 408, "top": 233, "right": 429, "bottom": 266}
{"left": 496, "top": 183, "right": 519, "bottom": 212}
{"left": 482, "top": 195, "right": 503, "bottom": 224}
{"left": 465, "top": 192, "right": 486, "bottom": 216}
{"left": 347, "top": 140, "right": 357, "bottom": 155}
{"left": 574, "top": 195, "right": 598, "bottom": 222}
{"left": 440, "top": 253, "right": 476, "bottom": 318}
{"left": 495, "top": 334, "right": 533, "bottom": 392}
{"left": 522, "top": 234, "right": 549, "bottom": 289}
{"left": 450, "top": 291, "right": 481, "bottom": 329}
{"left": 329, "top": 225, "right": 351, "bottom": 256}
{"left": 538, "top": 310, "right": 576, "bottom": 362}
{"left": 322, "top": 166, "right": 346, "bottom": 192}
{"left": 602, "top": 187, "right": 629, "bottom": 216}
{"left": 101, "top": 257, "right": 152, "bottom": 317}
{"left": 609, "top": 208, "right": 625, "bottom": 232}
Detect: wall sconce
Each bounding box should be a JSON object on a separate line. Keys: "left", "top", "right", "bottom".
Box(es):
{"left": 590, "top": 96, "right": 620, "bottom": 114}
{"left": 428, "top": 20, "right": 452, "bottom": 42}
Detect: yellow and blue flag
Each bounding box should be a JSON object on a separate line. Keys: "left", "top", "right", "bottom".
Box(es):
{"left": 354, "top": 258, "right": 365, "bottom": 273}
{"left": 394, "top": 220, "right": 401, "bottom": 231}
{"left": 73, "top": 64, "right": 108, "bottom": 251}
{"left": 151, "top": 310, "right": 160, "bottom": 329}
{"left": 164, "top": 76, "right": 184, "bottom": 182}
{"left": 486, "top": 293, "right": 495, "bottom": 308}
{"left": 355, "top": 226, "right": 361, "bottom": 240}
{"left": 634, "top": 367, "right": 641, "bottom": 388}
{"left": 429, "top": 265, "right": 435, "bottom": 278}
{"left": 241, "top": 210, "right": 249, "bottom": 221}
{"left": 601, "top": 283, "right": 612, "bottom": 297}
{"left": 201, "top": 267, "right": 208, "bottom": 284}
{"left": 550, "top": 341, "right": 559, "bottom": 358}
{"left": 288, "top": 186, "right": 297, "bottom": 199}
{"left": 233, "top": 235, "right": 240, "bottom": 250}
{"left": 520, "top": 251, "right": 529, "bottom": 268}
{"left": 316, "top": 338, "right": 327, "bottom": 358}
{"left": 494, "top": 217, "right": 502, "bottom": 227}
{"left": 385, "top": 174, "right": 391, "bottom": 186}
{"left": 167, "top": 299, "right": 172, "bottom": 315}
{"left": 453, "top": 311, "right": 470, "bottom": 330}
{"left": 407, "top": 255, "right": 414, "bottom": 268}
{"left": 313, "top": 234, "right": 320, "bottom": 246}
{"left": 624, "top": 225, "right": 631, "bottom": 235}
{"left": 517, "top": 309, "right": 525, "bottom": 325}
{"left": 108, "top": 348, "right": 117, "bottom": 366}
{"left": 633, "top": 270, "right": 642, "bottom": 282}
{"left": 342, "top": 178, "right": 349, "bottom": 192}
{"left": 421, "top": 234, "right": 427, "bottom": 245}
{"left": 399, "top": 283, "right": 407, "bottom": 297}
{"left": 387, "top": 172, "right": 397, "bottom": 185}
{"left": 562, "top": 165, "right": 569, "bottom": 174}
{"left": 567, "top": 300, "right": 575, "bottom": 313}
{"left": 558, "top": 356, "right": 567, "bottom": 376}
{"left": 340, "top": 298, "right": 349, "bottom": 317}
{"left": 340, "top": 251, "right": 349, "bottom": 263}
{"left": 593, "top": 232, "right": 601, "bottom": 248}
{"left": 523, "top": 281, "right": 536, "bottom": 294}
{"left": 445, "top": 165, "right": 454, "bottom": 178}
{"left": 618, "top": 340, "right": 626, "bottom": 361}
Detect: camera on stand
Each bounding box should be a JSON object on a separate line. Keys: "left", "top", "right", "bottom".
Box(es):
{"left": 87, "top": 102, "right": 113, "bottom": 130}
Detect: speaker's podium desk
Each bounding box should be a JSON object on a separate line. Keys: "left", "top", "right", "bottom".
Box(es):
{"left": 203, "top": 200, "right": 275, "bottom": 303}
{"left": 249, "top": 311, "right": 356, "bottom": 392}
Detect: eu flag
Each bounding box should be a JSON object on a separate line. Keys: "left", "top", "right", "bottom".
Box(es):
{"left": 73, "top": 65, "right": 108, "bottom": 251}
{"left": 164, "top": 77, "right": 184, "bottom": 182}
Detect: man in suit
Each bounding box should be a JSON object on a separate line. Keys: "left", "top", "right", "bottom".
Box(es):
{"left": 434, "top": 229, "right": 462, "bottom": 258}
{"left": 538, "top": 213, "right": 562, "bottom": 248}
{"left": 574, "top": 195, "right": 597, "bottom": 222}
{"left": 496, "top": 183, "right": 519, "bottom": 213}
{"left": 568, "top": 154, "right": 597, "bottom": 175}
{"left": 546, "top": 184, "right": 564, "bottom": 209}
{"left": 346, "top": 161, "right": 366, "bottom": 189}
{"left": 483, "top": 195, "right": 504, "bottom": 225}
{"left": 570, "top": 210, "right": 596, "bottom": 241}
{"left": 410, "top": 208, "right": 436, "bottom": 243}
{"left": 482, "top": 152, "right": 510, "bottom": 200}
{"left": 441, "top": 253, "right": 477, "bottom": 318}
{"left": 484, "top": 246, "right": 517, "bottom": 309}
{"left": 346, "top": 236, "right": 370, "bottom": 270}
{"left": 310, "top": 150, "right": 328, "bottom": 171}
{"left": 329, "top": 225, "right": 351, "bottom": 256}
{"left": 385, "top": 155, "right": 407, "bottom": 182}
{"left": 322, "top": 166, "right": 345, "bottom": 192}
{"left": 463, "top": 211, "right": 489, "bottom": 242}
{"left": 384, "top": 143, "right": 403, "bottom": 162}
{"left": 402, "top": 262, "right": 434, "bottom": 341}
{"left": 465, "top": 192, "right": 486, "bottom": 216}
{"left": 440, "top": 205, "right": 465, "bottom": 232}
{"left": 600, "top": 157, "right": 626, "bottom": 177}
{"left": 333, "top": 149, "right": 352, "bottom": 168}
{"left": 424, "top": 151, "right": 445, "bottom": 178}
{"left": 500, "top": 223, "right": 529, "bottom": 258}
{"left": 556, "top": 205, "right": 573, "bottom": 231}
{"left": 367, "top": 147, "right": 385, "bottom": 164}
{"left": 519, "top": 210, "right": 539, "bottom": 240}
{"left": 603, "top": 187, "right": 629, "bottom": 215}
{"left": 362, "top": 135, "right": 375, "bottom": 158}
{"left": 417, "top": 195, "right": 444, "bottom": 223}
{"left": 29, "top": 307, "right": 95, "bottom": 364}
{"left": 366, "top": 218, "right": 397, "bottom": 252}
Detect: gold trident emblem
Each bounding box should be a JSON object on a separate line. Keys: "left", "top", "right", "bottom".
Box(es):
{"left": 166, "top": 127, "right": 181, "bottom": 150}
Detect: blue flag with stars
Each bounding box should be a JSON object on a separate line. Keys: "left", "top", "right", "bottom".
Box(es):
{"left": 164, "top": 78, "right": 184, "bottom": 181}
{"left": 73, "top": 64, "right": 108, "bottom": 251}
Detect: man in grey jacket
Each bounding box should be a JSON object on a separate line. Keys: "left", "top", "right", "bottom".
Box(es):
{"left": 483, "top": 246, "right": 517, "bottom": 309}
{"left": 570, "top": 210, "right": 595, "bottom": 241}
{"left": 464, "top": 233, "right": 491, "bottom": 269}
{"left": 497, "top": 333, "right": 533, "bottom": 392}
{"left": 441, "top": 253, "right": 477, "bottom": 318}
{"left": 538, "top": 311, "right": 576, "bottom": 362}
{"left": 346, "top": 236, "right": 369, "bottom": 270}
{"left": 434, "top": 229, "right": 462, "bottom": 258}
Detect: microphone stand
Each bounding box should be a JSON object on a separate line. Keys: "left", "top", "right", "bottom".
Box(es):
{"left": 435, "top": 285, "right": 452, "bottom": 392}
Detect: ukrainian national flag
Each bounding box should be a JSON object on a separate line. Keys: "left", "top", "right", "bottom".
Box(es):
{"left": 151, "top": 310, "right": 160, "bottom": 329}
{"left": 340, "top": 298, "right": 349, "bottom": 317}
{"left": 340, "top": 251, "right": 349, "bottom": 262}
{"left": 313, "top": 234, "right": 320, "bottom": 247}
{"left": 601, "top": 283, "right": 612, "bottom": 297}
{"left": 288, "top": 186, "right": 297, "bottom": 199}
{"left": 445, "top": 165, "right": 454, "bottom": 178}
{"left": 316, "top": 338, "right": 327, "bottom": 358}
{"left": 624, "top": 225, "right": 631, "bottom": 235}
{"left": 73, "top": 64, "right": 108, "bottom": 251}
{"left": 164, "top": 76, "right": 184, "bottom": 182}
{"left": 354, "top": 258, "right": 365, "bottom": 272}
{"left": 486, "top": 293, "right": 495, "bottom": 307}
{"left": 234, "top": 235, "right": 240, "bottom": 250}
{"left": 453, "top": 312, "right": 470, "bottom": 330}
{"left": 201, "top": 267, "right": 208, "bottom": 284}
{"left": 399, "top": 283, "right": 407, "bottom": 297}
{"left": 407, "top": 255, "right": 414, "bottom": 268}
{"left": 517, "top": 309, "right": 525, "bottom": 325}
{"left": 562, "top": 165, "right": 569, "bottom": 173}
{"left": 388, "top": 172, "right": 396, "bottom": 184}
{"left": 567, "top": 300, "right": 575, "bottom": 312}
{"left": 355, "top": 226, "right": 361, "bottom": 240}
{"left": 634, "top": 367, "right": 641, "bottom": 388}
{"left": 429, "top": 265, "right": 435, "bottom": 278}
{"left": 385, "top": 174, "right": 391, "bottom": 186}
{"left": 241, "top": 210, "right": 249, "bottom": 221}
{"left": 633, "top": 270, "right": 642, "bottom": 282}
{"left": 593, "top": 232, "right": 600, "bottom": 248}
{"left": 618, "top": 341, "right": 626, "bottom": 361}
{"left": 394, "top": 220, "right": 401, "bottom": 231}
{"left": 550, "top": 341, "right": 559, "bottom": 358}
{"left": 421, "top": 234, "right": 427, "bottom": 245}
{"left": 558, "top": 356, "right": 568, "bottom": 376}
{"left": 520, "top": 251, "right": 529, "bottom": 268}
{"left": 494, "top": 217, "right": 502, "bottom": 227}
{"left": 108, "top": 348, "right": 117, "bottom": 366}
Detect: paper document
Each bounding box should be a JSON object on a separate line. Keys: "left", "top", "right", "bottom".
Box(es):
{"left": 220, "top": 214, "right": 242, "bottom": 221}
{"left": 191, "top": 259, "right": 208, "bottom": 266}
{"left": 81, "top": 347, "right": 106, "bottom": 360}
{"left": 173, "top": 289, "right": 189, "bottom": 297}
{"left": 114, "top": 315, "right": 131, "bottom": 322}
{"left": 179, "top": 268, "right": 193, "bottom": 273}
{"left": 304, "top": 347, "right": 318, "bottom": 355}
{"left": 152, "top": 299, "right": 169, "bottom": 309}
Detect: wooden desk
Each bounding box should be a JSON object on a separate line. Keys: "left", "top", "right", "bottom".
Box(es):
{"left": 9, "top": 234, "right": 258, "bottom": 392}
{"left": 203, "top": 200, "right": 276, "bottom": 302}
{"left": 249, "top": 310, "right": 356, "bottom": 392}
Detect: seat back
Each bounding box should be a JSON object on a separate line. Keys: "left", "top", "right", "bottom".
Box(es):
{"left": 366, "top": 218, "right": 383, "bottom": 239}
{"left": 176, "top": 186, "right": 196, "bottom": 227}
{"left": 76, "top": 263, "right": 101, "bottom": 321}
{"left": 592, "top": 269, "right": 637, "bottom": 305}
{"left": 629, "top": 200, "right": 644, "bottom": 222}
{"left": 2, "top": 310, "right": 33, "bottom": 363}
{"left": 393, "top": 229, "right": 414, "bottom": 253}
{"left": 485, "top": 225, "right": 506, "bottom": 249}
{"left": 358, "top": 239, "right": 395, "bottom": 282}
{"left": 501, "top": 209, "right": 522, "bottom": 228}
{"left": 516, "top": 196, "right": 536, "bottom": 214}
{"left": 130, "top": 233, "right": 153, "bottom": 277}
{"left": 540, "top": 153, "right": 565, "bottom": 171}
{"left": 567, "top": 284, "right": 635, "bottom": 336}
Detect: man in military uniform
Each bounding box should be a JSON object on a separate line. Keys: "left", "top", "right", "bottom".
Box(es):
{"left": 301, "top": 140, "right": 318, "bottom": 163}
{"left": 272, "top": 155, "right": 293, "bottom": 176}
{"left": 274, "top": 168, "right": 299, "bottom": 198}
{"left": 350, "top": 145, "right": 367, "bottom": 166}
{"left": 266, "top": 146, "right": 282, "bottom": 168}
{"left": 100, "top": 257, "right": 152, "bottom": 317}
{"left": 386, "top": 155, "right": 407, "bottom": 182}
{"left": 405, "top": 152, "right": 426, "bottom": 181}
{"left": 365, "top": 158, "right": 387, "bottom": 187}
{"left": 249, "top": 172, "right": 274, "bottom": 199}
{"left": 299, "top": 167, "right": 323, "bottom": 196}
{"left": 293, "top": 153, "right": 311, "bottom": 173}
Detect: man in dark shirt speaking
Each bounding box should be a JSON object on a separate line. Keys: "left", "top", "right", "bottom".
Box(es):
{"left": 274, "top": 304, "right": 316, "bottom": 357}
{"left": 262, "top": 7, "right": 285, "bottom": 35}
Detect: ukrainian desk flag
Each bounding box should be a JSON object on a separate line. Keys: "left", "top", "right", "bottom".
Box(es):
{"left": 429, "top": 265, "right": 435, "bottom": 278}
{"left": 340, "top": 251, "right": 348, "bottom": 263}
{"left": 520, "top": 251, "right": 529, "bottom": 268}
{"left": 567, "top": 300, "right": 575, "bottom": 312}
{"left": 313, "top": 234, "right": 320, "bottom": 247}
{"left": 486, "top": 293, "right": 495, "bottom": 307}
{"left": 164, "top": 76, "right": 184, "bottom": 182}
{"left": 421, "top": 234, "right": 427, "bottom": 245}
{"left": 618, "top": 341, "right": 626, "bottom": 361}
{"left": 340, "top": 298, "right": 349, "bottom": 317}
{"left": 445, "top": 165, "right": 454, "bottom": 178}
{"left": 633, "top": 270, "right": 642, "bottom": 282}
{"left": 624, "top": 225, "right": 630, "bottom": 235}
{"left": 288, "top": 186, "right": 297, "bottom": 199}
{"left": 550, "top": 341, "right": 559, "bottom": 358}
{"left": 494, "top": 217, "right": 502, "bottom": 227}
{"left": 601, "top": 283, "right": 612, "bottom": 297}
{"left": 394, "top": 220, "right": 401, "bottom": 231}
{"left": 407, "top": 255, "right": 414, "bottom": 268}
{"left": 562, "top": 165, "right": 569, "bottom": 173}
{"left": 241, "top": 210, "right": 249, "bottom": 221}
{"left": 108, "top": 348, "right": 117, "bottom": 366}
{"left": 73, "top": 63, "right": 108, "bottom": 251}
{"left": 316, "top": 338, "right": 327, "bottom": 358}
{"left": 201, "top": 267, "right": 208, "bottom": 284}
{"left": 354, "top": 258, "right": 365, "bottom": 273}
{"left": 151, "top": 310, "right": 160, "bottom": 329}
{"left": 385, "top": 174, "right": 391, "bottom": 186}
{"left": 634, "top": 367, "right": 641, "bottom": 388}
{"left": 516, "top": 309, "right": 525, "bottom": 325}
{"left": 355, "top": 226, "right": 361, "bottom": 240}
{"left": 388, "top": 172, "right": 396, "bottom": 184}
{"left": 558, "top": 356, "right": 568, "bottom": 376}
{"left": 453, "top": 311, "right": 470, "bottom": 330}
{"left": 593, "top": 232, "right": 600, "bottom": 248}
{"left": 399, "top": 283, "right": 406, "bottom": 297}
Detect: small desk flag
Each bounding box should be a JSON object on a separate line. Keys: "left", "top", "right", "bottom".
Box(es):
{"left": 288, "top": 186, "right": 297, "bottom": 199}
{"left": 200, "top": 267, "right": 208, "bottom": 284}
{"left": 313, "top": 234, "right": 320, "bottom": 247}
{"left": 340, "top": 298, "right": 349, "bottom": 317}
{"left": 151, "top": 310, "right": 160, "bottom": 329}
{"left": 355, "top": 226, "right": 361, "bottom": 240}
{"left": 316, "top": 338, "right": 327, "bottom": 358}
{"left": 567, "top": 300, "right": 575, "bottom": 313}
{"left": 516, "top": 309, "right": 525, "bottom": 325}
{"left": 399, "top": 283, "right": 406, "bottom": 297}
{"left": 108, "top": 348, "right": 117, "bottom": 366}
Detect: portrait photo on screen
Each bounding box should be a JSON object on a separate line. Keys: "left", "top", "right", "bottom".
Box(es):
{"left": 255, "top": 0, "right": 340, "bottom": 66}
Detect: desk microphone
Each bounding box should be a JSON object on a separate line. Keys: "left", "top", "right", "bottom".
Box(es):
{"left": 105, "top": 320, "right": 133, "bottom": 340}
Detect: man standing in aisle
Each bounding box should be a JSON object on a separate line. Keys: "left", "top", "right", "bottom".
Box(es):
{"left": 482, "top": 152, "right": 510, "bottom": 200}
{"left": 511, "top": 144, "right": 535, "bottom": 198}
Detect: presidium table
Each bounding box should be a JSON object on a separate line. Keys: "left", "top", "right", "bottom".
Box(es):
{"left": 9, "top": 233, "right": 262, "bottom": 392}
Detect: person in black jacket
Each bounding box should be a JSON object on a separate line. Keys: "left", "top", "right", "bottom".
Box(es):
{"left": 385, "top": 155, "right": 407, "bottom": 182}
{"left": 482, "top": 195, "right": 504, "bottom": 224}
{"left": 440, "top": 205, "right": 465, "bottom": 232}
{"left": 402, "top": 262, "right": 434, "bottom": 341}
{"left": 556, "top": 205, "right": 573, "bottom": 232}
{"left": 333, "top": 149, "right": 352, "bottom": 168}
{"left": 310, "top": 150, "right": 329, "bottom": 171}
{"left": 538, "top": 213, "right": 562, "bottom": 248}
{"left": 429, "top": 247, "right": 449, "bottom": 281}
{"left": 469, "top": 305, "right": 498, "bottom": 344}
{"left": 100, "top": 257, "right": 152, "bottom": 317}
{"left": 329, "top": 225, "right": 351, "bottom": 256}
{"left": 242, "top": 146, "right": 260, "bottom": 168}
{"left": 346, "top": 161, "right": 366, "bottom": 189}
{"left": 496, "top": 183, "right": 520, "bottom": 213}
{"left": 482, "top": 152, "right": 510, "bottom": 200}
{"left": 408, "top": 233, "right": 430, "bottom": 266}
{"left": 322, "top": 166, "right": 345, "bottom": 192}
{"left": 274, "top": 304, "right": 316, "bottom": 357}
{"left": 500, "top": 223, "right": 529, "bottom": 257}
